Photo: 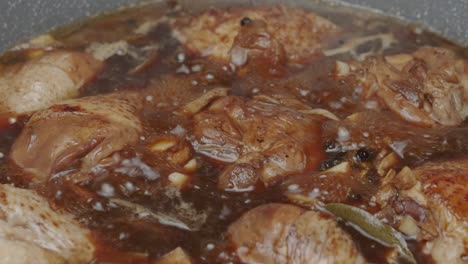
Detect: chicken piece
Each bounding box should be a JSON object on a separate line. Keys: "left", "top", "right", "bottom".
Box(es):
{"left": 403, "top": 158, "right": 468, "bottom": 263}
{"left": 228, "top": 204, "right": 303, "bottom": 263}
{"left": 376, "top": 157, "right": 468, "bottom": 263}
{"left": 191, "top": 95, "right": 323, "bottom": 191}
{"left": 10, "top": 92, "right": 143, "bottom": 182}
{"left": 339, "top": 47, "right": 468, "bottom": 126}
{"left": 0, "top": 184, "right": 94, "bottom": 263}
{"left": 229, "top": 18, "right": 288, "bottom": 76}
{"left": 172, "top": 6, "right": 338, "bottom": 65}
{"left": 0, "top": 51, "right": 103, "bottom": 114}
{"left": 227, "top": 203, "right": 365, "bottom": 264}
{"left": 0, "top": 240, "right": 65, "bottom": 264}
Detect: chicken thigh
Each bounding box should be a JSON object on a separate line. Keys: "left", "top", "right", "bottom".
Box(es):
{"left": 172, "top": 6, "right": 339, "bottom": 65}
{"left": 227, "top": 203, "right": 365, "bottom": 264}
{"left": 0, "top": 51, "right": 103, "bottom": 114}
{"left": 191, "top": 95, "right": 323, "bottom": 191}
{"left": 376, "top": 157, "right": 468, "bottom": 263}
{"left": 0, "top": 184, "right": 94, "bottom": 264}
{"left": 336, "top": 47, "right": 468, "bottom": 126}
{"left": 10, "top": 92, "right": 143, "bottom": 182}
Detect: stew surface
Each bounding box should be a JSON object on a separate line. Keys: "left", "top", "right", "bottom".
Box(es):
{"left": 0, "top": 1, "right": 466, "bottom": 263}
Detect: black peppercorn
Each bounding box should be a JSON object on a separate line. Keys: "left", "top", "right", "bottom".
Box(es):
{"left": 356, "top": 148, "right": 372, "bottom": 162}
{"left": 240, "top": 17, "right": 253, "bottom": 26}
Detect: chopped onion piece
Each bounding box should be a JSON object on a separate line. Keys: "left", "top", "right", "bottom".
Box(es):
{"left": 182, "top": 87, "right": 229, "bottom": 115}
{"left": 300, "top": 109, "right": 340, "bottom": 121}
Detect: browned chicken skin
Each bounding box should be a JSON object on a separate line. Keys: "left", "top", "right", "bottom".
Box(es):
{"left": 0, "top": 184, "right": 94, "bottom": 264}
{"left": 0, "top": 51, "right": 103, "bottom": 114}
{"left": 10, "top": 92, "right": 143, "bottom": 183}
{"left": 338, "top": 46, "right": 468, "bottom": 127}
{"left": 230, "top": 18, "right": 288, "bottom": 76}
{"left": 227, "top": 203, "right": 365, "bottom": 264}
{"left": 172, "top": 6, "right": 339, "bottom": 65}
{"left": 191, "top": 95, "right": 324, "bottom": 191}
{"left": 403, "top": 159, "right": 468, "bottom": 263}
{"left": 375, "top": 157, "right": 468, "bottom": 263}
